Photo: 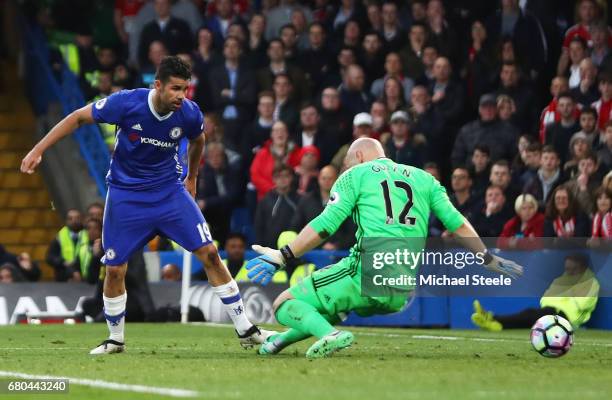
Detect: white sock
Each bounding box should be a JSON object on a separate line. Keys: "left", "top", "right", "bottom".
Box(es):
{"left": 103, "top": 292, "right": 127, "bottom": 343}
{"left": 212, "top": 280, "right": 252, "bottom": 335}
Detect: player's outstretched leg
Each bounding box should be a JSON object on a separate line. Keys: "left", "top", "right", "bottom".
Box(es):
{"left": 273, "top": 291, "right": 353, "bottom": 358}
{"left": 193, "top": 243, "right": 276, "bottom": 348}
{"left": 259, "top": 291, "right": 341, "bottom": 355}
{"left": 90, "top": 263, "right": 127, "bottom": 355}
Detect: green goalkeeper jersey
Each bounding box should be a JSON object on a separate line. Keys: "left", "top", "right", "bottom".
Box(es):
{"left": 309, "top": 158, "right": 465, "bottom": 265}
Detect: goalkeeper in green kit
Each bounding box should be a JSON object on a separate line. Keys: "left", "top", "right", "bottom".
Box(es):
{"left": 245, "top": 138, "right": 523, "bottom": 358}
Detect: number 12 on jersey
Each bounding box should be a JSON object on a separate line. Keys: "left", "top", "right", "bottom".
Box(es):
{"left": 380, "top": 180, "right": 416, "bottom": 225}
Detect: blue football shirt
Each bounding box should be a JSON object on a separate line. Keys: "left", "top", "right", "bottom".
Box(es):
{"left": 91, "top": 88, "right": 204, "bottom": 190}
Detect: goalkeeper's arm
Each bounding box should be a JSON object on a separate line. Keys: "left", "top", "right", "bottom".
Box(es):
{"left": 453, "top": 219, "right": 523, "bottom": 279}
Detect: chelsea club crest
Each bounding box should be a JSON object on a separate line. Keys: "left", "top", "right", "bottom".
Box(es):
{"left": 169, "top": 127, "right": 182, "bottom": 139}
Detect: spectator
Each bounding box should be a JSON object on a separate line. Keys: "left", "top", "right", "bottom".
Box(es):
{"left": 588, "top": 187, "right": 612, "bottom": 244}
{"left": 360, "top": 32, "right": 386, "bottom": 89}
{"left": 222, "top": 233, "right": 248, "bottom": 279}
{"left": 323, "top": 46, "right": 357, "bottom": 88}
{"left": 290, "top": 9, "right": 310, "bottom": 50}
{"left": 379, "top": 1, "right": 405, "bottom": 52}
{"left": 335, "top": 19, "right": 361, "bottom": 54}
{"left": 461, "top": 20, "right": 496, "bottom": 111}
{"left": 573, "top": 107, "right": 600, "bottom": 149}
{"left": 419, "top": 44, "right": 439, "bottom": 87}
{"left": 254, "top": 164, "right": 301, "bottom": 248}
{"left": 294, "top": 146, "right": 320, "bottom": 195}
{"left": 204, "top": 0, "right": 243, "bottom": 48}
{"left": 243, "top": 91, "right": 275, "bottom": 165}
{"left": 539, "top": 76, "right": 570, "bottom": 142}
{"left": 409, "top": 85, "right": 445, "bottom": 167}
{"left": 423, "top": 162, "right": 441, "bottom": 181}
{"left": 489, "top": 160, "right": 519, "bottom": 205}
{"left": 75, "top": 218, "right": 104, "bottom": 285}
{"left": 264, "top": 0, "right": 313, "bottom": 41}
{"left": 496, "top": 94, "right": 518, "bottom": 129}
{"left": 279, "top": 23, "right": 300, "bottom": 63}
{"left": 426, "top": 0, "right": 457, "bottom": 62}
{"left": 563, "top": 132, "right": 592, "bottom": 178}
{"left": 250, "top": 121, "right": 301, "bottom": 201}
{"left": 545, "top": 92, "right": 580, "bottom": 163}
{"left": 451, "top": 93, "right": 519, "bottom": 167}
{"left": 384, "top": 111, "right": 424, "bottom": 168}
{"left": 137, "top": 0, "right": 193, "bottom": 69}
{"left": 298, "top": 22, "right": 332, "bottom": 94}
{"left": 86, "top": 202, "right": 104, "bottom": 222}
{"left": 514, "top": 141, "right": 542, "bottom": 189}
{"left": 597, "top": 121, "right": 612, "bottom": 170}
{"left": 560, "top": 0, "right": 607, "bottom": 71}
{"left": 319, "top": 87, "right": 351, "bottom": 145}
{"left": 197, "top": 142, "right": 244, "bottom": 246}
{"left": 498, "top": 194, "right": 545, "bottom": 249}
{"left": 271, "top": 73, "right": 300, "bottom": 133}
{"left": 399, "top": 22, "right": 428, "bottom": 82}
{"left": 471, "top": 185, "right": 514, "bottom": 237}
{"left": 161, "top": 263, "right": 181, "bottom": 281}
{"left": 470, "top": 144, "right": 492, "bottom": 196}
{"left": 138, "top": 40, "right": 168, "bottom": 88}
{"left": 193, "top": 27, "right": 223, "bottom": 81}
{"left": 256, "top": 39, "right": 308, "bottom": 104}
{"left": 592, "top": 72, "right": 612, "bottom": 131}
{"left": 332, "top": 112, "right": 373, "bottom": 172}
{"left": 114, "top": 0, "right": 147, "bottom": 46}
{"left": 565, "top": 153, "right": 601, "bottom": 215}
{"left": 0, "top": 263, "right": 24, "bottom": 283}
{"left": 431, "top": 166, "right": 480, "bottom": 237}
{"left": 46, "top": 208, "right": 87, "bottom": 282}
{"left": 290, "top": 165, "right": 355, "bottom": 250}
{"left": 370, "top": 100, "right": 389, "bottom": 139}
{"left": 523, "top": 146, "right": 564, "bottom": 208}
{"left": 209, "top": 36, "right": 256, "bottom": 151}
{"left": 590, "top": 21, "right": 611, "bottom": 68}
{"left": 0, "top": 245, "right": 40, "bottom": 282}
{"left": 495, "top": 61, "right": 537, "bottom": 133}
{"left": 544, "top": 185, "right": 591, "bottom": 238}
{"left": 365, "top": 1, "right": 382, "bottom": 32}
{"left": 430, "top": 57, "right": 463, "bottom": 126}
{"left": 379, "top": 76, "right": 407, "bottom": 114}
{"left": 293, "top": 103, "right": 338, "bottom": 166}
{"left": 371, "top": 52, "right": 414, "bottom": 103}
{"left": 557, "top": 37, "right": 588, "bottom": 89}
{"left": 246, "top": 14, "right": 268, "bottom": 69}
{"left": 339, "top": 64, "right": 372, "bottom": 116}
{"left": 571, "top": 58, "right": 600, "bottom": 107}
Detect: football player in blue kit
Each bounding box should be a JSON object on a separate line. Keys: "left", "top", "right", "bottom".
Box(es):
{"left": 21, "top": 56, "right": 274, "bottom": 354}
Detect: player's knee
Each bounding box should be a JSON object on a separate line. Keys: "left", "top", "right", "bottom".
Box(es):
{"left": 105, "top": 265, "right": 126, "bottom": 283}
{"left": 273, "top": 290, "right": 294, "bottom": 315}
{"left": 194, "top": 244, "right": 221, "bottom": 268}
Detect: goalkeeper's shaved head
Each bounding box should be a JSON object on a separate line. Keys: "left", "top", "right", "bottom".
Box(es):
{"left": 345, "top": 137, "right": 386, "bottom": 168}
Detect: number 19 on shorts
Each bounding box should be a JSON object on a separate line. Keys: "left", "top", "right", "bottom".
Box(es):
{"left": 196, "top": 222, "right": 212, "bottom": 243}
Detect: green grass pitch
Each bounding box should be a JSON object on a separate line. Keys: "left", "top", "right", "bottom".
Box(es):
{"left": 0, "top": 323, "right": 611, "bottom": 399}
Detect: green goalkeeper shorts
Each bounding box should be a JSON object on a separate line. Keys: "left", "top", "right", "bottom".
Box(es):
{"left": 288, "top": 257, "right": 409, "bottom": 318}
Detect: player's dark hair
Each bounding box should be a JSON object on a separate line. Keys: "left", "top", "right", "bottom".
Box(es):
{"left": 156, "top": 56, "right": 191, "bottom": 83}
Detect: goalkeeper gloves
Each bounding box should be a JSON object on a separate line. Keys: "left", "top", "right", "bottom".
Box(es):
{"left": 245, "top": 244, "right": 295, "bottom": 286}
{"left": 482, "top": 250, "right": 523, "bottom": 279}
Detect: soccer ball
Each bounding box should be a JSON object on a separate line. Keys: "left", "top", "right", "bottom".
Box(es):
{"left": 530, "top": 315, "right": 573, "bottom": 358}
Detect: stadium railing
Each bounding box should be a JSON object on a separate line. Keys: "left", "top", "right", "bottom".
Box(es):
{"left": 21, "top": 19, "right": 110, "bottom": 198}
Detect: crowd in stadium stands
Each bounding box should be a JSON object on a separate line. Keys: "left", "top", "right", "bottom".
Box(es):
{"left": 19, "top": 0, "right": 612, "bottom": 260}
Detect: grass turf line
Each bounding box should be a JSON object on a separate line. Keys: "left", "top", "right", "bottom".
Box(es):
{"left": 0, "top": 323, "right": 610, "bottom": 400}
